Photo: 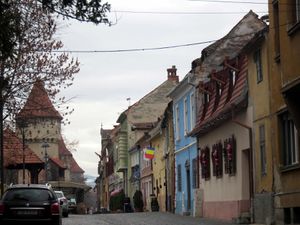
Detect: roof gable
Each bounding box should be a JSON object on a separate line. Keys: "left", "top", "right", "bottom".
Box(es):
{"left": 195, "top": 11, "right": 267, "bottom": 79}
{"left": 4, "top": 129, "right": 43, "bottom": 167}
{"left": 190, "top": 55, "right": 248, "bottom": 136}
{"left": 128, "top": 79, "right": 178, "bottom": 124}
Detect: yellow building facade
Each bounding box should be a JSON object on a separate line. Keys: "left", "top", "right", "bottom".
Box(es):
{"left": 150, "top": 121, "right": 167, "bottom": 212}
{"left": 268, "top": 0, "right": 300, "bottom": 224}
{"left": 246, "top": 28, "right": 275, "bottom": 224}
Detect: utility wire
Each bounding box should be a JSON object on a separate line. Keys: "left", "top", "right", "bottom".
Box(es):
{"left": 187, "top": 0, "right": 267, "bottom": 4}
{"left": 188, "top": 0, "right": 294, "bottom": 5}
{"left": 51, "top": 40, "right": 216, "bottom": 53}
{"left": 44, "top": 10, "right": 296, "bottom": 54}
{"left": 49, "top": 32, "right": 259, "bottom": 53}
{"left": 112, "top": 10, "right": 267, "bottom": 15}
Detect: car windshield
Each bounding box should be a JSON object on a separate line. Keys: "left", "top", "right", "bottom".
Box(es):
{"left": 4, "top": 188, "right": 55, "bottom": 202}
{"left": 55, "top": 192, "right": 63, "bottom": 198}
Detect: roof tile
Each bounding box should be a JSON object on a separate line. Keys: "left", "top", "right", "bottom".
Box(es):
{"left": 17, "top": 80, "right": 62, "bottom": 119}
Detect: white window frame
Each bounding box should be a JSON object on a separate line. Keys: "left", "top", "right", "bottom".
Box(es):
{"left": 190, "top": 92, "right": 195, "bottom": 130}
{"left": 175, "top": 104, "right": 180, "bottom": 141}
{"left": 184, "top": 97, "right": 188, "bottom": 135}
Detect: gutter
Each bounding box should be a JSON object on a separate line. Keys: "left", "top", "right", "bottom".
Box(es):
{"left": 231, "top": 105, "right": 254, "bottom": 223}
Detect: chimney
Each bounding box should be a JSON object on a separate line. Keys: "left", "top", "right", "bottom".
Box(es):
{"left": 167, "top": 65, "right": 179, "bottom": 83}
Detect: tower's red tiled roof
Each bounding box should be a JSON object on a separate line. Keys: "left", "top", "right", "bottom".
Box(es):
{"left": 58, "top": 137, "right": 72, "bottom": 156}
{"left": 17, "top": 80, "right": 62, "bottom": 120}
{"left": 50, "top": 157, "right": 66, "bottom": 169}
{"left": 4, "top": 129, "right": 43, "bottom": 167}
{"left": 57, "top": 135, "right": 84, "bottom": 173}
{"left": 70, "top": 157, "right": 84, "bottom": 173}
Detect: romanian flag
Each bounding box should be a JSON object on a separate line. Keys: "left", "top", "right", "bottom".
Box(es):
{"left": 144, "top": 147, "right": 155, "bottom": 160}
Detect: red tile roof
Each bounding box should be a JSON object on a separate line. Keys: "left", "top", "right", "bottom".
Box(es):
{"left": 58, "top": 137, "right": 72, "bottom": 156}
{"left": 49, "top": 157, "right": 66, "bottom": 169}
{"left": 57, "top": 135, "right": 84, "bottom": 173}
{"left": 4, "top": 129, "right": 43, "bottom": 167}
{"left": 17, "top": 80, "right": 62, "bottom": 120}
{"left": 190, "top": 55, "right": 248, "bottom": 136}
{"left": 70, "top": 157, "right": 84, "bottom": 173}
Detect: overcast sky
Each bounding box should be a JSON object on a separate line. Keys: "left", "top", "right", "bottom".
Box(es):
{"left": 57, "top": 0, "right": 268, "bottom": 177}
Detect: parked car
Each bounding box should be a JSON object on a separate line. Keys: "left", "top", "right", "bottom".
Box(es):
{"left": 67, "top": 198, "right": 77, "bottom": 214}
{"left": 54, "top": 191, "right": 68, "bottom": 217}
{"left": 0, "top": 183, "right": 62, "bottom": 225}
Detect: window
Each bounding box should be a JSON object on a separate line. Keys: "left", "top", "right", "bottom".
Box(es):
{"left": 212, "top": 142, "right": 223, "bottom": 177}
{"left": 192, "top": 158, "right": 199, "bottom": 188}
{"left": 287, "top": 0, "right": 300, "bottom": 34}
{"left": 280, "top": 111, "right": 299, "bottom": 167}
{"left": 284, "top": 207, "right": 300, "bottom": 224}
{"left": 217, "top": 82, "right": 222, "bottom": 97}
{"left": 230, "top": 70, "right": 237, "bottom": 87}
{"left": 297, "top": 0, "right": 300, "bottom": 22}
{"left": 199, "top": 147, "right": 211, "bottom": 180}
{"left": 175, "top": 104, "right": 180, "bottom": 141}
{"left": 184, "top": 97, "right": 188, "bottom": 135}
{"left": 5, "top": 189, "right": 55, "bottom": 202}
{"left": 273, "top": 0, "right": 280, "bottom": 61}
{"left": 254, "top": 49, "right": 263, "bottom": 83}
{"left": 259, "top": 124, "right": 267, "bottom": 175}
{"left": 204, "top": 92, "right": 210, "bottom": 104}
{"left": 190, "top": 92, "right": 195, "bottom": 130}
{"left": 177, "top": 164, "right": 182, "bottom": 192}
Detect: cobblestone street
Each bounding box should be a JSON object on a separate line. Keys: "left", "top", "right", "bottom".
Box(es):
{"left": 63, "top": 212, "right": 236, "bottom": 225}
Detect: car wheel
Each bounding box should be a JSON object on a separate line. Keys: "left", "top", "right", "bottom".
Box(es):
{"left": 63, "top": 211, "right": 69, "bottom": 217}
{"left": 51, "top": 217, "right": 62, "bottom": 225}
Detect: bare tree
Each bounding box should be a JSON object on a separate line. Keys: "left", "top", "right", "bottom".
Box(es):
{"left": 1, "top": 0, "right": 80, "bottom": 123}
{"left": 0, "top": 0, "right": 111, "bottom": 61}
{"left": 39, "top": 0, "right": 111, "bottom": 24}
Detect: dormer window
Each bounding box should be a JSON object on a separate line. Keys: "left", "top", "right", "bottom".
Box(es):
{"left": 230, "top": 70, "right": 237, "bottom": 87}
{"left": 217, "top": 82, "right": 222, "bottom": 97}
{"left": 204, "top": 92, "right": 210, "bottom": 104}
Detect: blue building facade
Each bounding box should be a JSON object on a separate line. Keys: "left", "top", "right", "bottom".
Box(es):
{"left": 169, "top": 73, "right": 198, "bottom": 216}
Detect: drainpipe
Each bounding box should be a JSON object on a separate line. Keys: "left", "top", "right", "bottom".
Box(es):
{"left": 231, "top": 106, "right": 254, "bottom": 223}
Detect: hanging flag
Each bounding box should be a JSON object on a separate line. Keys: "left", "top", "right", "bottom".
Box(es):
{"left": 144, "top": 147, "right": 155, "bottom": 160}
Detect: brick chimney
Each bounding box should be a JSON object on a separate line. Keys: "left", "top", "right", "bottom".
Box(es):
{"left": 167, "top": 65, "right": 179, "bottom": 83}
